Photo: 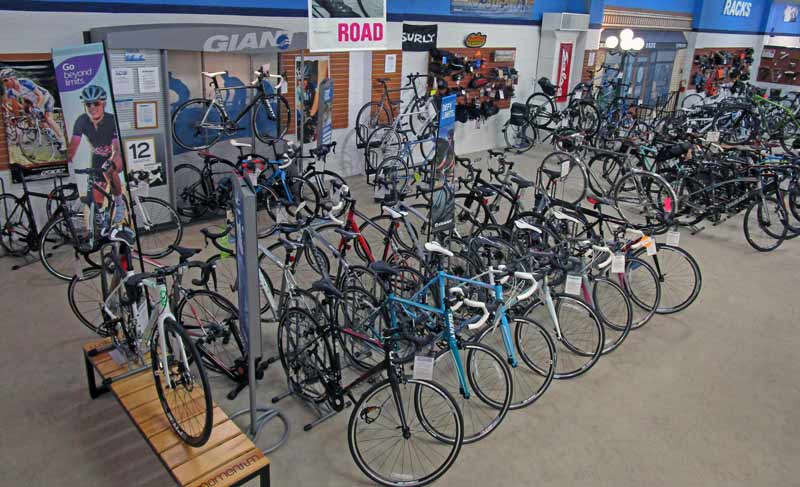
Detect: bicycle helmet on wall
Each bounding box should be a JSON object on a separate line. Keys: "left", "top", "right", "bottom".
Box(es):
{"left": 80, "top": 85, "right": 108, "bottom": 102}
{"left": 0, "top": 67, "right": 17, "bottom": 80}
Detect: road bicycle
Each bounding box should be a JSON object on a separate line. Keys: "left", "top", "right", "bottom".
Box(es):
{"left": 88, "top": 241, "right": 214, "bottom": 446}
{"left": 171, "top": 67, "right": 290, "bottom": 150}
{"left": 355, "top": 73, "right": 438, "bottom": 145}
{"left": 526, "top": 77, "right": 601, "bottom": 138}
{"left": 11, "top": 108, "right": 66, "bottom": 163}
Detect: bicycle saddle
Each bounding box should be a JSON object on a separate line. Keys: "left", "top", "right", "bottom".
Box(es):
{"left": 376, "top": 77, "right": 390, "bottom": 84}
{"left": 169, "top": 245, "right": 202, "bottom": 262}
{"left": 509, "top": 173, "right": 534, "bottom": 188}
{"left": 311, "top": 278, "right": 343, "bottom": 299}
{"left": 334, "top": 228, "right": 359, "bottom": 241}
{"left": 369, "top": 260, "right": 400, "bottom": 276}
{"left": 202, "top": 71, "right": 227, "bottom": 78}
{"left": 540, "top": 167, "right": 563, "bottom": 178}
{"left": 230, "top": 139, "right": 253, "bottom": 148}
{"left": 513, "top": 219, "right": 542, "bottom": 233}
{"left": 424, "top": 241, "right": 454, "bottom": 257}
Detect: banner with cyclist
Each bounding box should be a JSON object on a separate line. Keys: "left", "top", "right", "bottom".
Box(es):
{"left": 0, "top": 58, "right": 69, "bottom": 182}
{"left": 52, "top": 43, "right": 135, "bottom": 246}
{"left": 429, "top": 93, "right": 456, "bottom": 234}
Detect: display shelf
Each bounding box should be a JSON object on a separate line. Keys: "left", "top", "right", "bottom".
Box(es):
{"left": 83, "top": 338, "right": 271, "bottom": 487}
{"left": 428, "top": 47, "right": 518, "bottom": 110}
{"left": 758, "top": 46, "right": 800, "bottom": 86}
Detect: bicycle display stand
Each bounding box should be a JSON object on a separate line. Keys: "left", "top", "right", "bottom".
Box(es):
{"left": 228, "top": 174, "right": 289, "bottom": 453}
{"left": 82, "top": 338, "right": 272, "bottom": 487}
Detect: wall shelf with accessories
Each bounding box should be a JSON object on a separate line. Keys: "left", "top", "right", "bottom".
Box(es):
{"left": 757, "top": 46, "right": 800, "bottom": 86}
{"left": 689, "top": 48, "right": 754, "bottom": 94}
{"left": 428, "top": 47, "right": 518, "bottom": 124}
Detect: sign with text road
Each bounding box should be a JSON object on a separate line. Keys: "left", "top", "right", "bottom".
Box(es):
{"left": 309, "top": 0, "right": 386, "bottom": 52}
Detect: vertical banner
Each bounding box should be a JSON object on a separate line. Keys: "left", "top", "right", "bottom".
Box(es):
{"left": 0, "top": 57, "right": 69, "bottom": 182}
{"left": 309, "top": 0, "right": 387, "bottom": 51}
{"left": 296, "top": 56, "right": 330, "bottom": 143}
{"left": 52, "top": 43, "right": 132, "bottom": 235}
{"left": 429, "top": 94, "right": 456, "bottom": 235}
{"left": 556, "top": 43, "right": 573, "bottom": 103}
{"left": 317, "top": 78, "right": 333, "bottom": 147}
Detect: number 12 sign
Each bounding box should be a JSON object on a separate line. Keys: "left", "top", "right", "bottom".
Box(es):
{"left": 124, "top": 137, "right": 162, "bottom": 185}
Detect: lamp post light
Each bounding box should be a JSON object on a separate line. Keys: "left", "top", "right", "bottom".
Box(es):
{"left": 603, "top": 28, "right": 644, "bottom": 98}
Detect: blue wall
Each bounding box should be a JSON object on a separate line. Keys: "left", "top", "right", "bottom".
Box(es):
{"left": 765, "top": 1, "right": 800, "bottom": 35}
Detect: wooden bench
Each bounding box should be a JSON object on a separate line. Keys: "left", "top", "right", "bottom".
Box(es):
{"left": 83, "top": 338, "right": 271, "bottom": 487}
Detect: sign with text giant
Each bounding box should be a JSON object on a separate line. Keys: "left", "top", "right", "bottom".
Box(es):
{"left": 309, "top": 0, "right": 387, "bottom": 52}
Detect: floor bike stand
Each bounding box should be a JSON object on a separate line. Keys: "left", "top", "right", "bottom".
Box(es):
{"left": 228, "top": 174, "right": 289, "bottom": 454}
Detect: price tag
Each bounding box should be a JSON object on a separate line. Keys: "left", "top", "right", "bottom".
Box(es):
{"left": 499, "top": 89, "right": 505, "bottom": 100}
{"left": 642, "top": 236, "right": 658, "bottom": 256}
{"left": 687, "top": 127, "right": 693, "bottom": 134}
{"left": 248, "top": 172, "right": 257, "bottom": 186}
{"left": 706, "top": 131, "right": 720, "bottom": 143}
{"left": 611, "top": 254, "right": 626, "bottom": 274}
{"left": 560, "top": 160, "right": 570, "bottom": 178}
{"left": 413, "top": 355, "right": 435, "bottom": 381}
{"left": 666, "top": 231, "right": 681, "bottom": 246}
{"left": 565, "top": 274, "right": 582, "bottom": 295}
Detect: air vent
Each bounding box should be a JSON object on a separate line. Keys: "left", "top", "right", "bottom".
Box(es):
{"left": 542, "top": 12, "right": 590, "bottom": 32}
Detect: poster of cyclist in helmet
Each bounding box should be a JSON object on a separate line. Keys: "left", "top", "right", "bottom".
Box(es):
{"left": 52, "top": 43, "right": 135, "bottom": 247}
{"left": 0, "top": 57, "right": 69, "bottom": 182}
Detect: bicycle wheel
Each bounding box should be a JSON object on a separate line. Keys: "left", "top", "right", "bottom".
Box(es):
{"left": 363, "top": 126, "right": 403, "bottom": 175}
{"left": 375, "top": 156, "right": 412, "bottom": 195}
{"left": 39, "top": 213, "right": 95, "bottom": 281}
{"left": 503, "top": 120, "right": 538, "bottom": 153}
{"left": 681, "top": 93, "right": 704, "bottom": 109}
{"left": 613, "top": 171, "right": 676, "bottom": 230}
{"left": 334, "top": 285, "right": 383, "bottom": 369}
{"left": 173, "top": 164, "right": 210, "bottom": 221}
{"left": 204, "top": 253, "right": 239, "bottom": 306}
{"left": 572, "top": 100, "right": 600, "bottom": 136}
{"left": 355, "top": 101, "right": 392, "bottom": 144}
{"left": 475, "top": 317, "right": 556, "bottom": 409}
{"left": 171, "top": 99, "right": 224, "bottom": 151}
{"left": 586, "top": 154, "right": 624, "bottom": 197}
{"left": 525, "top": 93, "right": 555, "bottom": 129}
{"left": 68, "top": 271, "right": 115, "bottom": 337}
{"left": 0, "top": 194, "right": 32, "bottom": 256}
{"left": 408, "top": 97, "right": 439, "bottom": 138}
{"left": 253, "top": 94, "right": 291, "bottom": 142}
{"left": 426, "top": 343, "right": 512, "bottom": 443}
{"left": 349, "top": 379, "right": 463, "bottom": 487}
{"left": 539, "top": 151, "right": 587, "bottom": 206}
{"left": 277, "top": 307, "right": 328, "bottom": 402}
{"left": 524, "top": 294, "right": 604, "bottom": 379}
{"left": 591, "top": 277, "right": 633, "bottom": 354}
{"left": 304, "top": 170, "right": 347, "bottom": 216}
{"left": 779, "top": 118, "right": 800, "bottom": 156}
{"left": 254, "top": 183, "right": 279, "bottom": 238}
{"left": 132, "top": 196, "right": 182, "bottom": 258}
{"left": 631, "top": 243, "right": 702, "bottom": 314}
{"left": 453, "top": 193, "right": 492, "bottom": 240}
{"left": 19, "top": 128, "right": 56, "bottom": 163}
{"left": 743, "top": 196, "right": 787, "bottom": 252}
{"left": 177, "top": 290, "right": 244, "bottom": 376}
{"left": 278, "top": 176, "right": 321, "bottom": 222}
{"left": 617, "top": 256, "right": 660, "bottom": 329}
{"left": 151, "top": 317, "right": 214, "bottom": 447}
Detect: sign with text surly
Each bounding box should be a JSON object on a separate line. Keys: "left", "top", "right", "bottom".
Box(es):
{"left": 309, "top": 0, "right": 387, "bottom": 52}
{"left": 556, "top": 43, "right": 573, "bottom": 103}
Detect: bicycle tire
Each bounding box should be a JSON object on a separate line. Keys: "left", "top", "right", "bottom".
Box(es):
{"left": 355, "top": 101, "right": 392, "bottom": 144}
{"left": 475, "top": 316, "right": 556, "bottom": 409}
{"left": 133, "top": 196, "right": 183, "bottom": 258}
{"left": 277, "top": 306, "right": 328, "bottom": 402}
{"left": 19, "top": 127, "right": 57, "bottom": 163}
{"left": 617, "top": 256, "right": 661, "bottom": 329}
{"left": 572, "top": 100, "right": 601, "bottom": 137}
{"left": 630, "top": 243, "right": 702, "bottom": 314}
{"left": 177, "top": 290, "right": 244, "bottom": 377}
{"left": 173, "top": 164, "right": 210, "bottom": 221}
{"left": 525, "top": 93, "right": 555, "bottom": 129}
{"left": 39, "top": 213, "right": 97, "bottom": 281}
{"left": 743, "top": 196, "right": 787, "bottom": 252}
{"left": 253, "top": 94, "right": 291, "bottom": 143}
{"left": 303, "top": 170, "right": 347, "bottom": 216}
{"left": 539, "top": 151, "right": 588, "bottom": 206}
{"left": 0, "top": 194, "right": 32, "bottom": 256}
{"left": 779, "top": 117, "right": 800, "bottom": 156}
{"left": 613, "top": 170, "right": 676, "bottom": 230}
{"left": 151, "top": 317, "right": 214, "bottom": 447}
{"left": 591, "top": 276, "right": 633, "bottom": 354}
{"left": 349, "top": 379, "right": 464, "bottom": 487}
{"left": 375, "top": 156, "right": 412, "bottom": 195}
{"left": 263, "top": 176, "right": 321, "bottom": 223}
{"left": 171, "top": 98, "right": 225, "bottom": 151}
{"left": 503, "top": 120, "right": 538, "bottom": 153}
{"left": 68, "top": 271, "right": 114, "bottom": 337}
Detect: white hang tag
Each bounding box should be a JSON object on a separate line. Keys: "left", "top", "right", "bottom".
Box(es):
{"left": 687, "top": 127, "right": 693, "bottom": 134}
{"left": 413, "top": 355, "right": 435, "bottom": 381}
{"left": 499, "top": 89, "right": 505, "bottom": 100}
{"left": 666, "top": 231, "right": 681, "bottom": 246}
{"left": 560, "top": 160, "right": 570, "bottom": 178}
{"left": 137, "top": 181, "right": 149, "bottom": 198}
{"left": 611, "top": 254, "right": 626, "bottom": 274}
{"left": 642, "top": 236, "right": 658, "bottom": 255}
{"left": 248, "top": 171, "right": 257, "bottom": 186}
{"left": 226, "top": 209, "right": 234, "bottom": 224}
{"left": 565, "top": 274, "right": 582, "bottom": 295}
{"left": 706, "top": 131, "right": 720, "bottom": 143}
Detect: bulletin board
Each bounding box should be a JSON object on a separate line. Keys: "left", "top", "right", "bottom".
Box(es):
{"left": 757, "top": 46, "right": 800, "bottom": 86}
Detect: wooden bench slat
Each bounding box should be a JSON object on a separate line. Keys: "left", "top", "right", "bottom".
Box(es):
{"left": 149, "top": 407, "right": 227, "bottom": 452}
{"left": 94, "top": 356, "right": 126, "bottom": 376}
{"left": 119, "top": 384, "right": 160, "bottom": 410}
{"left": 186, "top": 449, "right": 269, "bottom": 487}
{"left": 162, "top": 420, "right": 243, "bottom": 468}
{"left": 173, "top": 435, "right": 254, "bottom": 485}
{"left": 83, "top": 338, "right": 111, "bottom": 352}
{"left": 111, "top": 371, "right": 153, "bottom": 397}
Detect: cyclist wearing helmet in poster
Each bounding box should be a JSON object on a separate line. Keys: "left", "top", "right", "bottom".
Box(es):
{"left": 66, "top": 84, "right": 128, "bottom": 231}
{"left": 0, "top": 66, "right": 65, "bottom": 149}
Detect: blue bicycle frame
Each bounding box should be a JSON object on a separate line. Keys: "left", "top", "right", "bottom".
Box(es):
{"left": 261, "top": 160, "right": 297, "bottom": 205}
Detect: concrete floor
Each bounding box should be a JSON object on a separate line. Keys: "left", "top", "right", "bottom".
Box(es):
{"left": 1, "top": 147, "right": 799, "bottom": 487}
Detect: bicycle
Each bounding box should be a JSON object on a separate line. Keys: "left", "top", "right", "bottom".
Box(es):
{"left": 526, "top": 77, "right": 601, "bottom": 138}
{"left": 171, "top": 66, "right": 290, "bottom": 150}
{"left": 126, "top": 170, "right": 182, "bottom": 258}
{"left": 13, "top": 108, "right": 66, "bottom": 163}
